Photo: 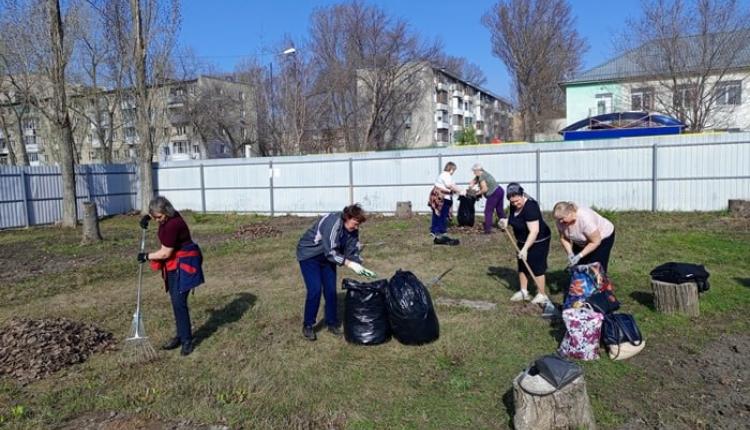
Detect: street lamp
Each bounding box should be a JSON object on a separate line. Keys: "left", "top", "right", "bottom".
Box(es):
{"left": 268, "top": 47, "right": 297, "bottom": 153}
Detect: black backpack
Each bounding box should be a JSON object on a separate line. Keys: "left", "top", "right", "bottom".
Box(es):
{"left": 650, "top": 262, "right": 710, "bottom": 293}
{"left": 457, "top": 195, "right": 476, "bottom": 227}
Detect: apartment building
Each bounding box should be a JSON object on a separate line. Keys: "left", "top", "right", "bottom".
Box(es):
{"left": 406, "top": 66, "right": 513, "bottom": 148}
{"left": 0, "top": 75, "right": 254, "bottom": 165}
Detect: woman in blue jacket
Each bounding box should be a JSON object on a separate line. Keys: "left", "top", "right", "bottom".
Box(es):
{"left": 296, "top": 204, "right": 376, "bottom": 341}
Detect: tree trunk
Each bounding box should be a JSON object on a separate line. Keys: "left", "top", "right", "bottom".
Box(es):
{"left": 81, "top": 201, "right": 102, "bottom": 244}
{"left": 48, "top": 0, "right": 77, "bottom": 228}
{"left": 651, "top": 279, "right": 700, "bottom": 317}
{"left": 130, "top": 0, "right": 153, "bottom": 214}
{"left": 511, "top": 372, "right": 596, "bottom": 430}
{"left": 15, "top": 119, "right": 29, "bottom": 166}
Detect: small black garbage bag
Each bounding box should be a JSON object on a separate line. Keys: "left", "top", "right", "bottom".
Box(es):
{"left": 342, "top": 278, "right": 391, "bottom": 345}
{"left": 385, "top": 270, "right": 439, "bottom": 345}
{"left": 457, "top": 195, "right": 476, "bottom": 227}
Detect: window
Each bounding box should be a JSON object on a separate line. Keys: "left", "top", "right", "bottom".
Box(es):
{"left": 125, "top": 127, "right": 137, "bottom": 139}
{"left": 241, "top": 109, "right": 246, "bottom": 118}
{"left": 631, "top": 88, "right": 654, "bottom": 111}
{"left": 716, "top": 81, "right": 742, "bottom": 105}
{"left": 239, "top": 91, "right": 245, "bottom": 100}
{"left": 164, "top": 146, "right": 171, "bottom": 156}
{"left": 23, "top": 135, "right": 36, "bottom": 146}
{"left": 193, "top": 145, "right": 199, "bottom": 154}
{"left": 23, "top": 118, "right": 37, "bottom": 131}
{"left": 219, "top": 144, "right": 226, "bottom": 154}
{"left": 114, "top": 150, "right": 121, "bottom": 159}
{"left": 164, "top": 127, "right": 170, "bottom": 136}
{"left": 89, "top": 151, "right": 96, "bottom": 160}
{"left": 175, "top": 125, "right": 186, "bottom": 135}
{"left": 597, "top": 100, "right": 606, "bottom": 115}
{"left": 464, "top": 117, "right": 473, "bottom": 127}
{"left": 0, "top": 137, "right": 5, "bottom": 150}
{"left": 673, "top": 85, "right": 694, "bottom": 108}
{"left": 241, "top": 127, "right": 247, "bottom": 139}
{"left": 28, "top": 152, "right": 39, "bottom": 162}
{"left": 174, "top": 141, "right": 188, "bottom": 154}
{"left": 595, "top": 93, "right": 612, "bottom": 115}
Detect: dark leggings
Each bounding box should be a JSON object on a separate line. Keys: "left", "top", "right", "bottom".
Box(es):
{"left": 574, "top": 230, "right": 616, "bottom": 273}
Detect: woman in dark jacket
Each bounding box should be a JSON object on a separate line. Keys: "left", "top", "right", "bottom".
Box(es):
{"left": 138, "top": 196, "right": 204, "bottom": 356}
{"left": 296, "top": 204, "right": 375, "bottom": 341}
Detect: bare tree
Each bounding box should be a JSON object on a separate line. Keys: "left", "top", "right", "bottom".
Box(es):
{"left": 68, "top": 0, "right": 130, "bottom": 164}
{"left": 621, "top": 0, "right": 750, "bottom": 131}
{"left": 0, "top": 0, "right": 80, "bottom": 226}
{"left": 122, "top": 0, "right": 180, "bottom": 213}
{"left": 483, "top": 0, "right": 586, "bottom": 141}
{"left": 309, "top": 1, "right": 441, "bottom": 152}
{"left": 435, "top": 54, "right": 488, "bottom": 86}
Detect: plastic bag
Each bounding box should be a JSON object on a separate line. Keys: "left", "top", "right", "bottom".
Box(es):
{"left": 343, "top": 279, "right": 391, "bottom": 345}
{"left": 385, "top": 270, "right": 439, "bottom": 345}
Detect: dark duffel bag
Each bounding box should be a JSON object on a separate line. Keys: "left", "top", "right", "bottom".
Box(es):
{"left": 385, "top": 270, "right": 439, "bottom": 345}
{"left": 650, "top": 262, "right": 710, "bottom": 292}
{"left": 343, "top": 279, "right": 391, "bottom": 345}
{"left": 601, "top": 313, "right": 643, "bottom": 347}
{"left": 586, "top": 290, "right": 620, "bottom": 314}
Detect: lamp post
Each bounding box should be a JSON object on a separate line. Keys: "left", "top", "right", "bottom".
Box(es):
{"left": 268, "top": 47, "right": 297, "bottom": 155}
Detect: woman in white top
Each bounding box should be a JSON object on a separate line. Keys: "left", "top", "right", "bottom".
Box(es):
{"left": 553, "top": 201, "right": 616, "bottom": 273}
{"left": 428, "top": 162, "right": 463, "bottom": 245}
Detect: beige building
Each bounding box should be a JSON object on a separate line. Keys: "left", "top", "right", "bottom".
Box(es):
{"left": 0, "top": 75, "right": 254, "bottom": 166}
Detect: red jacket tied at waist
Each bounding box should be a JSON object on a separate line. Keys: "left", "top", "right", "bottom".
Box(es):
{"left": 149, "top": 242, "right": 205, "bottom": 293}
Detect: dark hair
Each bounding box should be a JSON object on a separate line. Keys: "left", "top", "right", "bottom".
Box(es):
{"left": 444, "top": 162, "right": 457, "bottom": 172}
{"left": 342, "top": 204, "right": 367, "bottom": 223}
{"left": 506, "top": 182, "right": 525, "bottom": 199}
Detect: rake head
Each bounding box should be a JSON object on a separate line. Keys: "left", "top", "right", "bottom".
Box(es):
{"left": 122, "top": 311, "right": 157, "bottom": 363}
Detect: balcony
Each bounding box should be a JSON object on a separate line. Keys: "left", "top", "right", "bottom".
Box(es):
{"left": 436, "top": 120, "right": 450, "bottom": 130}
{"left": 452, "top": 124, "right": 463, "bottom": 132}
{"left": 435, "top": 102, "right": 449, "bottom": 112}
{"left": 436, "top": 82, "right": 449, "bottom": 91}
{"left": 167, "top": 94, "right": 186, "bottom": 107}
{"left": 25, "top": 144, "right": 39, "bottom": 153}
{"left": 452, "top": 88, "right": 464, "bottom": 98}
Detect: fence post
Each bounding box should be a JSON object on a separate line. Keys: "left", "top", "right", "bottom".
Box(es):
{"left": 20, "top": 168, "right": 30, "bottom": 228}
{"left": 199, "top": 164, "right": 206, "bottom": 213}
{"left": 652, "top": 143, "right": 658, "bottom": 212}
{"left": 348, "top": 157, "right": 354, "bottom": 205}
{"left": 535, "top": 148, "right": 541, "bottom": 202}
{"left": 437, "top": 153, "right": 443, "bottom": 172}
{"left": 269, "top": 159, "right": 275, "bottom": 216}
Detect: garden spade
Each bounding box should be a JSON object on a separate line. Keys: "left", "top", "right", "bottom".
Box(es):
{"left": 123, "top": 226, "right": 157, "bottom": 363}
{"left": 425, "top": 266, "right": 454, "bottom": 288}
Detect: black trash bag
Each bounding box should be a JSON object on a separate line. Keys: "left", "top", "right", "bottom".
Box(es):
{"left": 457, "top": 195, "right": 476, "bottom": 227}
{"left": 385, "top": 270, "right": 439, "bottom": 345}
{"left": 342, "top": 278, "right": 391, "bottom": 345}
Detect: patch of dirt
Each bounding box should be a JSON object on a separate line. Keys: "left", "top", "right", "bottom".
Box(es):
{"left": 615, "top": 333, "right": 750, "bottom": 429}
{"left": 508, "top": 302, "right": 543, "bottom": 317}
{"left": 233, "top": 224, "right": 282, "bottom": 241}
{"left": 0, "top": 318, "right": 116, "bottom": 384}
{"left": 449, "top": 225, "right": 486, "bottom": 235}
{"left": 435, "top": 297, "right": 497, "bottom": 311}
{"left": 58, "top": 412, "right": 228, "bottom": 430}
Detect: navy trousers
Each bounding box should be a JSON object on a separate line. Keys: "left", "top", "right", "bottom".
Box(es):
{"left": 167, "top": 270, "right": 192, "bottom": 344}
{"left": 430, "top": 198, "right": 453, "bottom": 235}
{"left": 299, "top": 254, "right": 338, "bottom": 327}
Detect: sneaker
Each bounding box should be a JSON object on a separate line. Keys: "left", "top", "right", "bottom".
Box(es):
{"left": 180, "top": 341, "right": 194, "bottom": 356}
{"left": 531, "top": 294, "right": 549, "bottom": 305}
{"left": 302, "top": 325, "right": 317, "bottom": 341}
{"left": 510, "top": 290, "right": 529, "bottom": 302}
{"left": 327, "top": 325, "right": 343, "bottom": 336}
{"left": 161, "top": 337, "right": 181, "bottom": 350}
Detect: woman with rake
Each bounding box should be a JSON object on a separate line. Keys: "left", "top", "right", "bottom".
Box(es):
{"left": 138, "top": 196, "right": 204, "bottom": 356}
{"left": 498, "top": 183, "right": 551, "bottom": 304}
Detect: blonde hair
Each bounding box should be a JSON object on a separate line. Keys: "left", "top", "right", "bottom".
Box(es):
{"left": 553, "top": 201, "right": 578, "bottom": 218}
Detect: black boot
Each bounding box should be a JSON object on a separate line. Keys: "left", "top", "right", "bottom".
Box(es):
{"left": 161, "top": 337, "right": 181, "bottom": 350}
{"left": 327, "top": 325, "right": 343, "bottom": 336}
{"left": 180, "top": 340, "right": 194, "bottom": 356}
{"left": 302, "top": 325, "right": 317, "bottom": 341}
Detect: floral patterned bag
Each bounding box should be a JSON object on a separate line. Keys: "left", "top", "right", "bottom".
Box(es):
{"left": 558, "top": 305, "right": 604, "bottom": 361}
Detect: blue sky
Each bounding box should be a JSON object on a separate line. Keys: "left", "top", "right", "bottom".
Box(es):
{"left": 178, "top": 0, "right": 668, "bottom": 98}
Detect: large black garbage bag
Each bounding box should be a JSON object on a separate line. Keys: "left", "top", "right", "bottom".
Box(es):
{"left": 343, "top": 278, "right": 391, "bottom": 345}
{"left": 457, "top": 195, "right": 476, "bottom": 227}
{"left": 385, "top": 270, "right": 439, "bottom": 345}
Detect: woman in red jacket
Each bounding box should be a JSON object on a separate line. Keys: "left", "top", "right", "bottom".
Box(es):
{"left": 138, "top": 196, "right": 204, "bottom": 356}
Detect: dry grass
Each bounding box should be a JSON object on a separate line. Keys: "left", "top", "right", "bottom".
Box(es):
{"left": 0, "top": 211, "right": 748, "bottom": 429}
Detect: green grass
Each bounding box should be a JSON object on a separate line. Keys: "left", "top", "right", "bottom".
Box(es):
{"left": 0, "top": 212, "right": 748, "bottom": 429}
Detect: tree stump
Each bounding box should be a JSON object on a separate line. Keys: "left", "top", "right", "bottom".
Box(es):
{"left": 651, "top": 279, "right": 699, "bottom": 317}
{"left": 81, "top": 201, "right": 103, "bottom": 244}
{"left": 395, "top": 201, "right": 412, "bottom": 218}
{"left": 728, "top": 199, "right": 750, "bottom": 217}
{"left": 512, "top": 372, "right": 596, "bottom": 430}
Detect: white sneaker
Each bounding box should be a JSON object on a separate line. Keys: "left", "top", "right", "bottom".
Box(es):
{"left": 510, "top": 290, "right": 529, "bottom": 302}
{"left": 531, "top": 294, "right": 549, "bottom": 305}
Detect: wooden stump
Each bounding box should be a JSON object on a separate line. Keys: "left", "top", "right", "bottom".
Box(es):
{"left": 728, "top": 199, "right": 750, "bottom": 217}
{"left": 651, "top": 279, "right": 699, "bottom": 317}
{"left": 512, "top": 372, "right": 596, "bottom": 430}
{"left": 395, "top": 201, "right": 412, "bottom": 218}
{"left": 81, "top": 201, "right": 102, "bottom": 244}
